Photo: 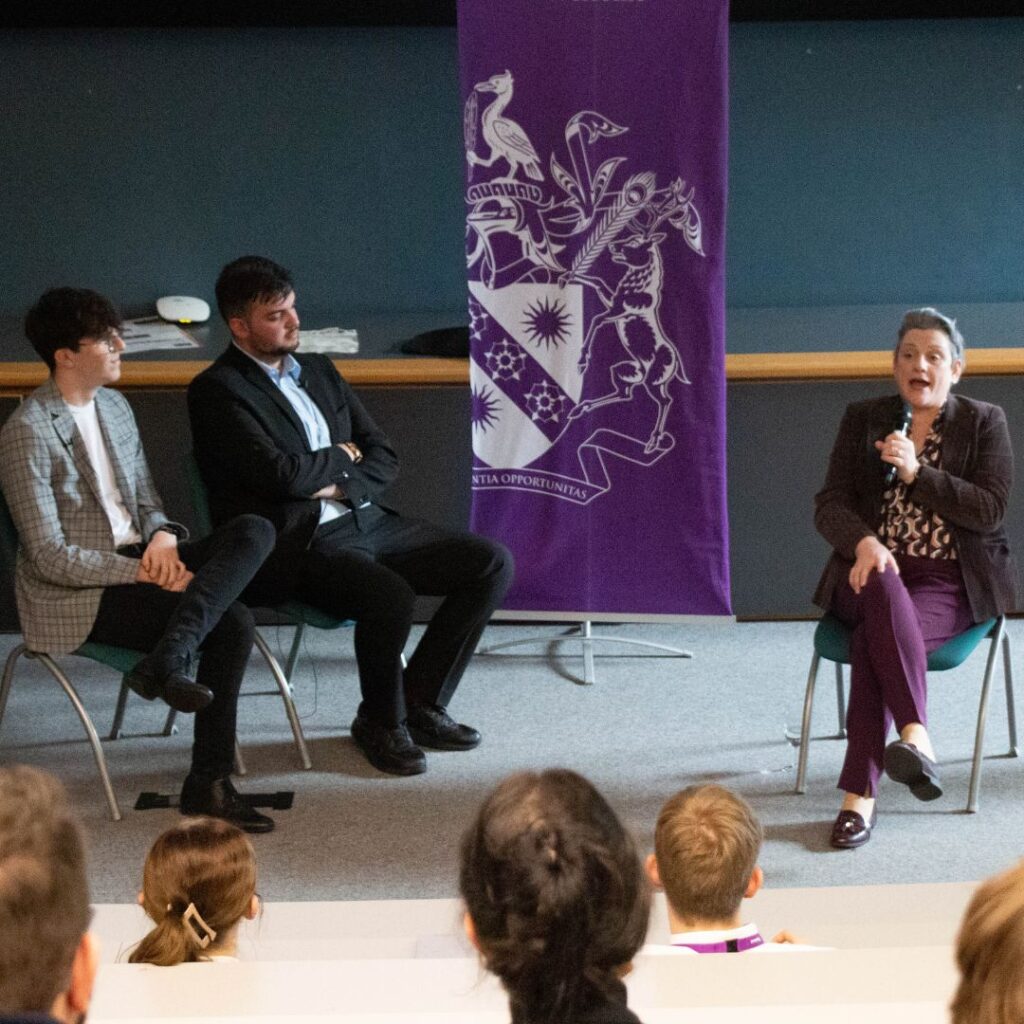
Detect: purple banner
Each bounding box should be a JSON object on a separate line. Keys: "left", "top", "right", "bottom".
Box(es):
{"left": 459, "top": 0, "right": 731, "bottom": 616}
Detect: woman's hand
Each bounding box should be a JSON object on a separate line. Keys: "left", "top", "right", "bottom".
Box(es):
{"left": 875, "top": 431, "right": 920, "bottom": 485}
{"left": 849, "top": 536, "right": 899, "bottom": 594}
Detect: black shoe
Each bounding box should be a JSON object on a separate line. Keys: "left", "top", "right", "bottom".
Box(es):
{"left": 406, "top": 703, "right": 481, "bottom": 751}
{"left": 351, "top": 713, "right": 426, "bottom": 775}
{"left": 830, "top": 807, "right": 877, "bottom": 849}
{"left": 884, "top": 740, "right": 943, "bottom": 801}
{"left": 179, "top": 774, "right": 275, "bottom": 834}
{"left": 125, "top": 652, "right": 213, "bottom": 713}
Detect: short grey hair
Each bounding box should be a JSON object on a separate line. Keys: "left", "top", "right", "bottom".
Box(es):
{"left": 896, "top": 307, "right": 965, "bottom": 363}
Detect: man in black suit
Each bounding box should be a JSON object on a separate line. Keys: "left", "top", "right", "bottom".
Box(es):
{"left": 188, "top": 256, "right": 513, "bottom": 776}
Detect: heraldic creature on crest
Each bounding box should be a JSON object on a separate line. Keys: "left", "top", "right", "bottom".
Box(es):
{"left": 465, "top": 69, "right": 706, "bottom": 503}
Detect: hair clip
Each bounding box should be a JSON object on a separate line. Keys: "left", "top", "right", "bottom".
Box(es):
{"left": 181, "top": 902, "right": 217, "bottom": 949}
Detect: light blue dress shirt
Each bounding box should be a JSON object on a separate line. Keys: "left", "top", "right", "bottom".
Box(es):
{"left": 232, "top": 343, "right": 347, "bottom": 526}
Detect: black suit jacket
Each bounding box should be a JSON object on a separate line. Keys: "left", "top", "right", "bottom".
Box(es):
{"left": 187, "top": 345, "right": 399, "bottom": 591}
{"left": 813, "top": 392, "right": 1018, "bottom": 622}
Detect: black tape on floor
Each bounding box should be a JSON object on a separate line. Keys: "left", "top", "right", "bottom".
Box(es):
{"left": 135, "top": 791, "right": 294, "bottom": 811}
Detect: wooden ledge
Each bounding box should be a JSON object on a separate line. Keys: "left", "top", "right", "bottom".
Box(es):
{"left": 1, "top": 349, "right": 1023, "bottom": 394}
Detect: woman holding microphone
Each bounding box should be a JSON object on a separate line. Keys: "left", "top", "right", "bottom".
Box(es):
{"left": 813, "top": 309, "right": 1017, "bottom": 849}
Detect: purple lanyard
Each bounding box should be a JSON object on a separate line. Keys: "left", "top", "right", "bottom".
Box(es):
{"left": 674, "top": 932, "right": 765, "bottom": 954}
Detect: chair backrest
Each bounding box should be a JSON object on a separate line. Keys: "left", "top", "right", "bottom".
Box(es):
{"left": 0, "top": 489, "right": 21, "bottom": 568}
{"left": 183, "top": 452, "right": 214, "bottom": 538}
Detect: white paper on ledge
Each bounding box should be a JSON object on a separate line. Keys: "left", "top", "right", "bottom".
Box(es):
{"left": 121, "top": 318, "right": 200, "bottom": 353}
{"left": 298, "top": 327, "right": 359, "bottom": 354}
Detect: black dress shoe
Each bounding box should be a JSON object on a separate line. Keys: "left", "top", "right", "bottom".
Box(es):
{"left": 406, "top": 704, "right": 481, "bottom": 751}
{"left": 125, "top": 652, "right": 213, "bottom": 713}
{"left": 179, "top": 774, "right": 275, "bottom": 834}
{"left": 830, "top": 807, "right": 877, "bottom": 849}
{"left": 351, "top": 714, "right": 426, "bottom": 775}
{"left": 884, "top": 741, "right": 943, "bottom": 801}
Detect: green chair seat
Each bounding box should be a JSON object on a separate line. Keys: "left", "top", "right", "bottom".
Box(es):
{"left": 814, "top": 613, "right": 998, "bottom": 672}
{"left": 798, "top": 610, "right": 1017, "bottom": 813}
{"left": 76, "top": 642, "right": 146, "bottom": 676}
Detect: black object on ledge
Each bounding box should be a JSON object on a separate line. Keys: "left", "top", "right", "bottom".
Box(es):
{"left": 399, "top": 326, "right": 469, "bottom": 359}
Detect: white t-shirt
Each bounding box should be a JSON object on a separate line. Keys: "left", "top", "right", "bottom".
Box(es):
{"left": 66, "top": 399, "right": 142, "bottom": 547}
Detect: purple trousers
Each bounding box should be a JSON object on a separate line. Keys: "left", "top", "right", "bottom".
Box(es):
{"left": 831, "top": 554, "right": 974, "bottom": 797}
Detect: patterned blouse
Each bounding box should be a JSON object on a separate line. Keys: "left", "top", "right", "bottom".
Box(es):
{"left": 880, "top": 408, "right": 957, "bottom": 560}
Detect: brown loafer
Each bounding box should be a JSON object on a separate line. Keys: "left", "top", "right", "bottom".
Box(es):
{"left": 830, "top": 807, "right": 877, "bottom": 849}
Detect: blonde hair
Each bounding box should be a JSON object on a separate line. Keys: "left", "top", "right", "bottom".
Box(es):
{"left": 952, "top": 860, "right": 1024, "bottom": 1024}
{"left": 129, "top": 817, "right": 256, "bottom": 966}
{"left": 653, "top": 784, "right": 762, "bottom": 922}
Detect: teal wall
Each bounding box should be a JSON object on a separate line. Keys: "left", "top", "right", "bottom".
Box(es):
{"left": 2, "top": 19, "right": 1021, "bottom": 338}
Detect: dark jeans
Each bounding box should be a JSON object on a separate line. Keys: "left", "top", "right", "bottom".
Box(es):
{"left": 287, "top": 506, "right": 513, "bottom": 727}
{"left": 87, "top": 514, "right": 275, "bottom": 779}
{"left": 831, "top": 554, "right": 974, "bottom": 797}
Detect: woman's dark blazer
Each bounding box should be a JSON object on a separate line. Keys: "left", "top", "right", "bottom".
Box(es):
{"left": 813, "top": 392, "right": 1018, "bottom": 622}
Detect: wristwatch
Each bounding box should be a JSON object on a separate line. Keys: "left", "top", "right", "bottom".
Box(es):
{"left": 154, "top": 523, "right": 188, "bottom": 540}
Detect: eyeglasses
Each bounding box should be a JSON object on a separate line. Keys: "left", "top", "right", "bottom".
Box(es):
{"left": 80, "top": 329, "right": 122, "bottom": 353}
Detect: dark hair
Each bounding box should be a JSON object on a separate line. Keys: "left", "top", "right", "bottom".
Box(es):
{"left": 24, "top": 287, "right": 121, "bottom": 371}
{"left": 215, "top": 255, "right": 294, "bottom": 322}
{"left": 459, "top": 770, "right": 649, "bottom": 1024}
{"left": 0, "top": 765, "right": 90, "bottom": 1014}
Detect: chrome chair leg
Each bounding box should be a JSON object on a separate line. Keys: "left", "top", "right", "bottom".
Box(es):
{"left": 253, "top": 633, "right": 312, "bottom": 770}
{"left": 0, "top": 643, "right": 25, "bottom": 730}
{"left": 834, "top": 662, "right": 847, "bottom": 737}
{"left": 283, "top": 623, "right": 306, "bottom": 683}
{"left": 234, "top": 739, "right": 247, "bottom": 776}
{"left": 967, "top": 618, "right": 1004, "bottom": 814}
{"left": 35, "top": 654, "right": 121, "bottom": 822}
{"left": 795, "top": 653, "right": 821, "bottom": 795}
{"left": 1003, "top": 632, "right": 1019, "bottom": 756}
{"left": 109, "top": 678, "right": 130, "bottom": 739}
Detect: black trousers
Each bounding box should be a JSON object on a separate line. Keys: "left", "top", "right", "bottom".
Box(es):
{"left": 284, "top": 506, "right": 513, "bottom": 727}
{"left": 87, "top": 515, "right": 275, "bottom": 779}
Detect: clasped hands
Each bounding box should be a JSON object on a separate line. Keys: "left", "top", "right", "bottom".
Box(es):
{"left": 136, "top": 530, "right": 192, "bottom": 592}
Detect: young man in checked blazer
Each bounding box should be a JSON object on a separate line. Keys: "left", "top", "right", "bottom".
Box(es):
{"left": 0, "top": 288, "right": 277, "bottom": 832}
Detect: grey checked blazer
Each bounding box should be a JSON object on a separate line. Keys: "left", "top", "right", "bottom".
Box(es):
{"left": 0, "top": 378, "right": 185, "bottom": 654}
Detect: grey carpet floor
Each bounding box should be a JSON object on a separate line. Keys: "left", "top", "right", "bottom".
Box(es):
{"left": 1, "top": 620, "right": 1021, "bottom": 903}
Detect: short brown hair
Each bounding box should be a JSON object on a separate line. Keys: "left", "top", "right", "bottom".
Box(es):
{"left": 0, "top": 765, "right": 90, "bottom": 1013}
{"left": 654, "top": 784, "right": 763, "bottom": 922}
{"left": 130, "top": 817, "right": 257, "bottom": 966}
{"left": 952, "top": 860, "right": 1024, "bottom": 1024}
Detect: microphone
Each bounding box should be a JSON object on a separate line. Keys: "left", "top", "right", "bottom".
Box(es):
{"left": 883, "top": 403, "right": 913, "bottom": 487}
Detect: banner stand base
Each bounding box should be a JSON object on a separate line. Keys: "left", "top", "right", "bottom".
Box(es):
{"left": 479, "top": 620, "right": 692, "bottom": 686}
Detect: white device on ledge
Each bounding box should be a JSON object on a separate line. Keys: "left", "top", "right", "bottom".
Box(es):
{"left": 156, "top": 295, "right": 210, "bottom": 324}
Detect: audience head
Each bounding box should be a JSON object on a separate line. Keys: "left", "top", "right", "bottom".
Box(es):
{"left": 0, "top": 764, "right": 96, "bottom": 1022}
{"left": 459, "top": 769, "right": 649, "bottom": 1024}
{"left": 952, "top": 860, "right": 1024, "bottom": 1024}
{"left": 24, "top": 287, "right": 122, "bottom": 372}
{"left": 130, "top": 816, "right": 258, "bottom": 966}
{"left": 896, "top": 307, "right": 966, "bottom": 363}
{"left": 649, "top": 784, "right": 763, "bottom": 926}
{"left": 216, "top": 255, "right": 294, "bottom": 323}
